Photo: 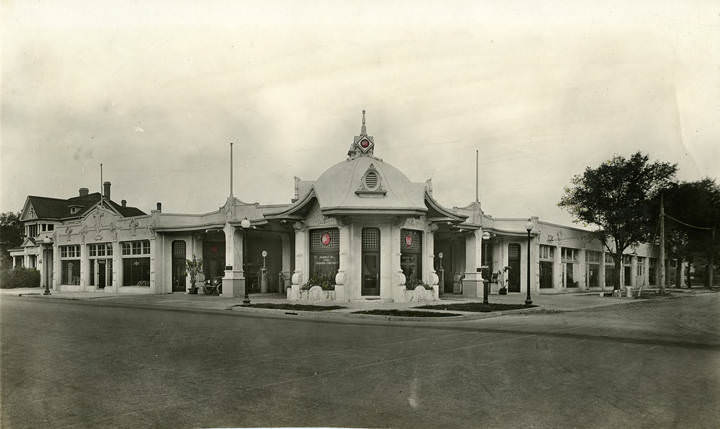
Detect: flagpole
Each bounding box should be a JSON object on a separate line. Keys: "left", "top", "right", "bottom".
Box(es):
{"left": 230, "top": 142, "right": 234, "bottom": 198}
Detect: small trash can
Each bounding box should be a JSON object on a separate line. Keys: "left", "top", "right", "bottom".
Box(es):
{"left": 625, "top": 287, "right": 633, "bottom": 298}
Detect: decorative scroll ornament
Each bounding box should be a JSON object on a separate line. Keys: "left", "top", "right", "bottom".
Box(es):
{"left": 129, "top": 218, "right": 139, "bottom": 236}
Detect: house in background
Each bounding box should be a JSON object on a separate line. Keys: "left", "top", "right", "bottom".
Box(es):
{"left": 9, "top": 183, "right": 145, "bottom": 290}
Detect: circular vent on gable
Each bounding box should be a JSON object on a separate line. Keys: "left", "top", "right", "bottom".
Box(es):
{"left": 364, "top": 171, "right": 378, "bottom": 189}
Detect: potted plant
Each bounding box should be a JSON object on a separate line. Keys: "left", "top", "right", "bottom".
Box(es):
{"left": 185, "top": 255, "right": 203, "bottom": 294}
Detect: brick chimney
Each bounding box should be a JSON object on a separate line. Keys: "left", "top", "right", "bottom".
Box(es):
{"left": 79, "top": 187, "right": 89, "bottom": 197}
{"left": 103, "top": 181, "right": 111, "bottom": 200}
{"left": 121, "top": 199, "right": 127, "bottom": 207}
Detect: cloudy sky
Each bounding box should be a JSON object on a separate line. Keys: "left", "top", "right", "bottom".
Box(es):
{"left": 2, "top": 0, "right": 718, "bottom": 226}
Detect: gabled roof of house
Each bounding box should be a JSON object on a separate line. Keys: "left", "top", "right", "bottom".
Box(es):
{"left": 23, "top": 193, "right": 145, "bottom": 220}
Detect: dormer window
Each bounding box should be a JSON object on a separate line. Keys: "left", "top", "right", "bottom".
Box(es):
{"left": 356, "top": 163, "right": 386, "bottom": 197}
{"left": 69, "top": 205, "right": 83, "bottom": 215}
{"left": 364, "top": 170, "right": 379, "bottom": 190}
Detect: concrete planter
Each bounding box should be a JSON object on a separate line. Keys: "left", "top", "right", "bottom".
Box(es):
{"left": 297, "top": 285, "right": 336, "bottom": 302}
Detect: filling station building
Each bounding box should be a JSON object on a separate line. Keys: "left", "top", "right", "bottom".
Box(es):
{"left": 10, "top": 114, "right": 675, "bottom": 302}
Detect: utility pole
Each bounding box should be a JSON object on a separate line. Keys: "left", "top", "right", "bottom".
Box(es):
{"left": 710, "top": 227, "right": 716, "bottom": 289}
{"left": 659, "top": 193, "right": 666, "bottom": 294}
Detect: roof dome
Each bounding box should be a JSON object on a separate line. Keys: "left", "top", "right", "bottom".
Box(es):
{"left": 313, "top": 156, "right": 426, "bottom": 214}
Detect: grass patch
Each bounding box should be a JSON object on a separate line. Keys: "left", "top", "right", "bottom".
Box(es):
{"left": 239, "top": 303, "right": 344, "bottom": 311}
{"left": 353, "top": 309, "right": 460, "bottom": 317}
{"left": 416, "top": 303, "right": 535, "bottom": 312}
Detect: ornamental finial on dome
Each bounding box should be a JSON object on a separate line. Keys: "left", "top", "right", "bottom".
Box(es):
{"left": 348, "top": 109, "right": 376, "bottom": 159}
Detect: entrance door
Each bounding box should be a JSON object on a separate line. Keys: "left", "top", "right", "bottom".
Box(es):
{"left": 508, "top": 243, "right": 521, "bottom": 292}
{"left": 98, "top": 260, "right": 106, "bottom": 289}
{"left": 172, "top": 240, "right": 187, "bottom": 292}
{"left": 361, "top": 228, "right": 380, "bottom": 296}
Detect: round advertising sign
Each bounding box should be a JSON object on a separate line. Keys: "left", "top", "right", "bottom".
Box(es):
{"left": 321, "top": 232, "right": 331, "bottom": 246}
{"left": 405, "top": 234, "right": 413, "bottom": 248}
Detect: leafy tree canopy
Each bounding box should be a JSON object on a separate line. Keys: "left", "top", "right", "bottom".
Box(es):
{"left": 559, "top": 152, "right": 676, "bottom": 289}
{"left": 656, "top": 178, "right": 720, "bottom": 260}
{"left": 0, "top": 212, "right": 23, "bottom": 269}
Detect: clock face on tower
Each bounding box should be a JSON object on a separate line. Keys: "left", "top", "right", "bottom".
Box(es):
{"left": 360, "top": 139, "right": 370, "bottom": 148}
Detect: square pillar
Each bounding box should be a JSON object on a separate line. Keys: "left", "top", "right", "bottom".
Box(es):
{"left": 390, "top": 223, "right": 405, "bottom": 302}
{"left": 221, "top": 223, "right": 245, "bottom": 298}
{"left": 577, "top": 249, "right": 586, "bottom": 289}
{"left": 80, "top": 244, "right": 89, "bottom": 290}
{"left": 599, "top": 249, "right": 606, "bottom": 290}
{"left": 334, "top": 223, "right": 350, "bottom": 302}
{"left": 553, "top": 243, "right": 561, "bottom": 289}
{"left": 110, "top": 241, "right": 121, "bottom": 292}
{"left": 280, "top": 234, "right": 292, "bottom": 294}
{"left": 289, "top": 224, "right": 307, "bottom": 300}
{"left": 463, "top": 230, "right": 483, "bottom": 298}
{"left": 53, "top": 244, "right": 60, "bottom": 290}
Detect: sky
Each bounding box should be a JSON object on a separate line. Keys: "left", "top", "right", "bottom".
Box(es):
{"left": 2, "top": 0, "right": 718, "bottom": 226}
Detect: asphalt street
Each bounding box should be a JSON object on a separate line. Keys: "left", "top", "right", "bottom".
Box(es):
{"left": 1, "top": 293, "right": 719, "bottom": 428}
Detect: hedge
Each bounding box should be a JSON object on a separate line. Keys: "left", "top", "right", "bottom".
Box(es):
{"left": 0, "top": 268, "right": 41, "bottom": 289}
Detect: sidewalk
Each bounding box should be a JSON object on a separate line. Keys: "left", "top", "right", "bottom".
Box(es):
{"left": 3, "top": 287, "right": 696, "bottom": 324}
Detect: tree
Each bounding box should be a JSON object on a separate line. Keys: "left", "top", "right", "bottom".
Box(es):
{"left": 658, "top": 178, "right": 720, "bottom": 288}
{"left": 0, "top": 212, "right": 23, "bottom": 270}
{"left": 559, "top": 152, "right": 677, "bottom": 291}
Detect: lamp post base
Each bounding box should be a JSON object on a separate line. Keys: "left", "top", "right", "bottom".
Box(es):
{"left": 524, "top": 298, "right": 533, "bottom": 306}
{"left": 43, "top": 289, "right": 51, "bottom": 296}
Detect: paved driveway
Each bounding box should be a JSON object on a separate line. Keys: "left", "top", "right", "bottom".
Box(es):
{"left": 1, "top": 293, "right": 718, "bottom": 428}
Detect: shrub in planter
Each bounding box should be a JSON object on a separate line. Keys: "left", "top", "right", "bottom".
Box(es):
{"left": 0, "top": 267, "right": 41, "bottom": 289}
{"left": 301, "top": 273, "right": 335, "bottom": 291}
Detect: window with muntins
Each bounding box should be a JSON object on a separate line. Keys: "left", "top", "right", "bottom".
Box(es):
{"left": 401, "top": 229, "right": 423, "bottom": 288}
{"left": 309, "top": 228, "right": 339, "bottom": 287}
{"left": 121, "top": 240, "right": 151, "bottom": 256}
{"left": 88, "top": 243, "right": 113, "bottom": 258}
{"left": 539, "top": 245, "right": 554, "bottom": 260}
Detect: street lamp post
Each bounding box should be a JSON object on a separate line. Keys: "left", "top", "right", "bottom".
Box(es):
{"left": 437, "top": 252, "right": 444, "bottom": 296}
{"left": 525, "top": 219, "right": 533, "bottom": 306}
{"left": 240, "top": 217, "right": 251, "bottom": 305}
{"left": 481, "top": 231, "right": 492, "bottom": 305}
{"left": 43, "top": 242, "right": 51, "bottom": 295}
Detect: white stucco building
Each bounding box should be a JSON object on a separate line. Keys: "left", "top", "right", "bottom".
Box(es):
{"left": 10, "top": 113, "right": 679, "bottom": 301}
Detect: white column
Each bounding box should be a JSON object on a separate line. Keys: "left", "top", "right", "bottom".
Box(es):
{"left": 149, "top": 237, "right": 157, "bottom": 293}
{"left": 599, "top": 249, "right": 606, "bottom": 290}
{"left": 334, "top": 223, "right": 350, "bottom": 302}
{"left": 630, "top": 256, "right": 638, "bottom": 287}
{"left": 222, "top": 223, "right": 244, "bottom": 298}
{"left": 80, "top": 244, "right": 89, "bottom": 290}
{"left": 391, "top": 222, "right": 405, "bottom": 302}
{"left": 463, "top": 230, "right": 483, "bottom": 298}
{"left": 289, "top": 224, "right": 307, "bottom": 301}
{"left": 111, "top": 241, "right": 121, "bottom": 292}
{"left": 280, "top": 234, "right": 292, "bottom": 293}
{"left": 53, "top": 244, "right": 60, "bottom": 290}
{"left": 577, "top": 249, "right": 586, "bottom": 289}
{"left": 553, "top": 243, "right": 562, "bottom": 289}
